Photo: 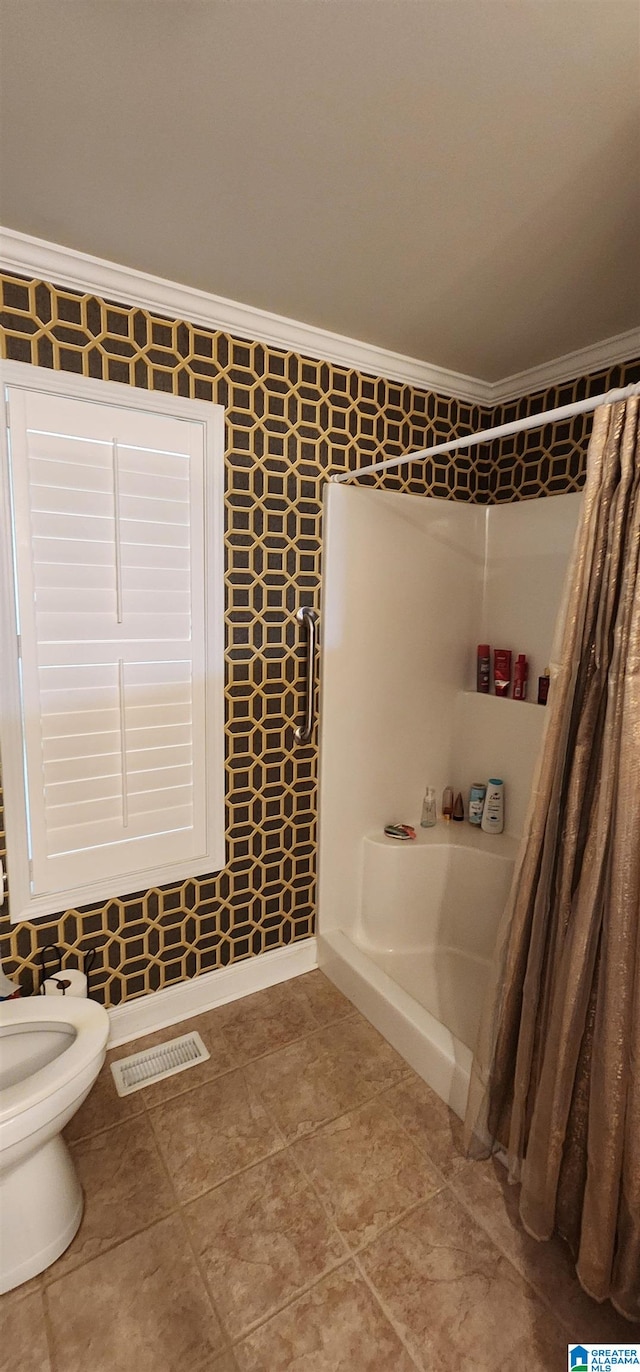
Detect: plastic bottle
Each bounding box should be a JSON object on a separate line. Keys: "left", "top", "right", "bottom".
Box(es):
{"left": 442, "top": 786, "right": 453, "bottom": 821}
{"left": 420, "top": 787, "right": 437, "bottom": 828}
{"left": 452, "top": 792, "right": 465, "bottom": 821}
{"left": 481, "top": 779, "right": 505, "bottom": 834}
{"left": 477, "top": 645, "right": 491, "bottom": 693}
{"left": 537, "top": 669, "right": 550, "bottom": 705}
{"left": 494, "top": 650, "right": 512, "bottom": 697}
{"left": 513, "top": 654, "right": 528, "bottom": 700}
{"left": 468, "top": 783, "right": 486, "bottom": 825}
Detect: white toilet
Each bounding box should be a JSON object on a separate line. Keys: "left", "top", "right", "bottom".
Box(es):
{"left": 0, "top": 995, "right": 110, "bottom": 1293}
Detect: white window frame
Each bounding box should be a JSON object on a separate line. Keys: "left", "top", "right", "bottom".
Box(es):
{"left": 0, "top": 359, "right": 226, "bottom": 924}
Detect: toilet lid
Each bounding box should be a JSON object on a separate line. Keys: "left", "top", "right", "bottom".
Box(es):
{"left": 0, "top": 996, "right": 109, "bottom": 1124}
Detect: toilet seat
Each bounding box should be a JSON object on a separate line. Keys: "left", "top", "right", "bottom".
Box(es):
{"left": 0, "top": 994, "right": 110, "bottom": 1292}
{"left": 0, "top": 997, "right": 109, "bottom": 1152}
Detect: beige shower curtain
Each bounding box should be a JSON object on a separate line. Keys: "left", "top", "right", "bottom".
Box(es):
{"left": 465, "top": 396, "right": 640, "bottom": 1321}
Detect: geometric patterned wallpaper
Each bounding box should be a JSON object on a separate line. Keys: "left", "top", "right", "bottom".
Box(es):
{"left": 0, "top": 269, "right": 638, "bottom": 1006}
{"left": 488, "top": 359, "right": 640, "bottom": 501}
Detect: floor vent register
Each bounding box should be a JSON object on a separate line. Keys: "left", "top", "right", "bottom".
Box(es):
{"left": 110, "top": 1031, "right": 210, "bottom": 1096}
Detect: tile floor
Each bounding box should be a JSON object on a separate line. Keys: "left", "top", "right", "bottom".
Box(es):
{"left": 2, "top": 970, "right": 639, "bottom": 1371}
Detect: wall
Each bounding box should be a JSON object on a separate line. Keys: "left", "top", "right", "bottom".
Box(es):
{"left": 319, "top": 484, "right": 484, "bottom": 940}
{"left": 480, "top": 492, "right": 583, "bottom": 693}
{"left": 0, "top": 268, "right": 638, "bottom": 1006}
{"left": 451, "top": 492, "right": 582, "bottom": 838}
{"left": 488, "top": 364, "right": 640, "bottom": 500}
{"left": 0, "top": 270, "right": 488, "bottom": 1006}
{"left": 318, "top": 486, "right": 581, "bottom": 943}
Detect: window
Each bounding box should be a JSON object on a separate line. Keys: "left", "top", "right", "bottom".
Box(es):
{"left": 0, "top": 361, "right": 225, "bottom": 923}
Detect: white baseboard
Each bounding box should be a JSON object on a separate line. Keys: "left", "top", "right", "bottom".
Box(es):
{"left": 107, "top": 937, "right": 318, "bottom": 1047}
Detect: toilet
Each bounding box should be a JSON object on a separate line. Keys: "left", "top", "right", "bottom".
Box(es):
{"left": 0, "top": 995, "right": 110, "bottom": 1293}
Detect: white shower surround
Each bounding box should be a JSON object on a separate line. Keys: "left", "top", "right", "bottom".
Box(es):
{"left": 317, "top": 483, "right": 581, "bottom": 1117}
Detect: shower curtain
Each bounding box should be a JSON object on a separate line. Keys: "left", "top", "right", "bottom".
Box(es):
{"left": 465, "top": 396, "right": 639, "bottom": 1321}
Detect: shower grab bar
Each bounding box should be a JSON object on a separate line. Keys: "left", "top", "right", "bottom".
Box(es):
{"left": 294, "top": 606, "right": 319, "bottom": 745}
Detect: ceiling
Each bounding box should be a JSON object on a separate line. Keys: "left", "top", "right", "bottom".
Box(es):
{"left": 1, "top": 0, "right": 638, "bottom": 381}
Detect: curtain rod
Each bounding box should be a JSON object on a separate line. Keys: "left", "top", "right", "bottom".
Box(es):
{"left": 330, "top": 381, "right": 640, "bottom": 484}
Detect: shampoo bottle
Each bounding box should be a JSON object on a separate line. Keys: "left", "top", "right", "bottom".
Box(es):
{"left": 481, "top": 779, "right": 505, "bottom": 834}
{"left": 468, "top": 783, "right": 487, "bottom": 825}
{"left": 513, "top": 654, "right": 528, "bottom": 700}
{"left": 494, "top": 650, "right": 512, "bottom": 697}
{"left": 476, "top": 645, "right": 491, "bottom": 693}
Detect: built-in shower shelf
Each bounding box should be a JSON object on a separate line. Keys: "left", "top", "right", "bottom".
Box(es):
{"left": 368, "top": 826, "right": 519, "bottom": 858}
{"left": 462, "top": 690, "right": 546, "bottom": 710}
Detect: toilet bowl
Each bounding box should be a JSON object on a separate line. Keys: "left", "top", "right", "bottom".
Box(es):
{"left": 0, "top": 995, "right": 110, "bottom": 1293}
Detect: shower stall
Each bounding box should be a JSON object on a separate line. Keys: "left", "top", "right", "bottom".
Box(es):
{"left": 317, "top": 481, "right": 581, "bottom": 1117}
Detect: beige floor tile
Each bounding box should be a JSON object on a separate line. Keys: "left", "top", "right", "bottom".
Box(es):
{"left": 64, "top": 1055, "right": 144, "bottom": 1143}
{"left": 148, "top": 1069, "right": 284, "bottom": 1202}
{"left": 292, "top": 970, "right": 354, "bottom": 1026}
{"left": 293, "top": 1098, "right": 443, "bottom": 1250}
{"left": 211, "top": 1355, "right": 239, "bottom": 1372}
{"left": 0, "top": 1273, "right": 42, "bottom": 1307}
{"left": 246, "top": 1015, "right": 410, "bottom": 1143}
{"left": 183, "top": 1150, "right": 346, "bottom": 1338}
{"left": 384, "top": 1071, "right": 468, "bottom": 1177}
{"left": 108, "top": 1009, "right": 240, "bottom": 1108}
{"left": 451, "top": 1157, "right": 640, "bottom": 1343}
{"left": 0, "top": 1289, "right": 50, "bottom": 1372}
{"left": 233, "top": 1262, "right": 418, "bottom": 1372}
{"left": 45, "top": 1115, "right": 175, "bottom": 1279}
{"left": 359, "top": 1187, "right": 568, "bottom": 1372}
{"left": 46, "top": 1214, "right": 225, "bottom": 1372}
{"left": 495, "top": 1319, "right": 575, "bottom": 1372}
{"left": 216, "top": 979, "right": 321, "bottom": 1064}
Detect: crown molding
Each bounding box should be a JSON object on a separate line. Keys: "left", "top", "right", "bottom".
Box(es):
{"left": 1, "top": 227, "right": 639, "bottom": 407}
{"left": 488, "top": 327, "right": 640, "bottom": 405}
{"left": 0, "top": 227, "right": 488, "bottom": 404}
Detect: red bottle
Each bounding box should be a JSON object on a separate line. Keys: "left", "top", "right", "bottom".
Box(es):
{"left": 494, "top": 648, "right": 512, "bottom": 697}
{"left": 477, "top": 645, "right": 490, "bottom": 693}
{"left": 513, "top": 654, "right": 528, "bottom": 700}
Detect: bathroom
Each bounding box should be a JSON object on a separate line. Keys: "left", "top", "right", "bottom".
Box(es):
{"left": 0, "top": 2, "right": 639, "bottom": 1369}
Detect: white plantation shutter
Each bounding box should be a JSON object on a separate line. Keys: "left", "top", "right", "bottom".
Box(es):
{"left": 0, "top": 365, "right": 225, "bottom": 922}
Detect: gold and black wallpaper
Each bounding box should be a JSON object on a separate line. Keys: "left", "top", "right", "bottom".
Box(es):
{"left": 488, "top": 362, "right": 640, "bottom": 500}
{"left": 0, "top": 271, "right": 490, "bottom": 1006}
{"left": 0, "top": 269, "right": 638, "bottom": 1007}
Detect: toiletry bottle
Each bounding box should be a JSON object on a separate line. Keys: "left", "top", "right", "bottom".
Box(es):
{"left": 476, "top": 645, "right": 490, "bottom": 693}
{"left": 481, "top": 779, "right": 504, "bottom": 834}
{"left": 452, "top": 792, "right": 465, "bottom": 821}
{"left": 513, "top": 654, "right": 528, "bottom": 700}
{"left": 468, "top": 782, "right": 486, "bottom": 825}
{"left": 420, "top": 787, "right": 437, "bottom": 828}
{"left": 537, "top": 669, "right": 550, "bottom": 705}
{"left": 494, "top": 649, "right": 512, "bottom": 697}
{"left": 442, "top": 786, "right": 453, "bottom": 821}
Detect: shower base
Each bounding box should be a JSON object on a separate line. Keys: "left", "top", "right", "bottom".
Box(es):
{"left": 318, "top": 828, "right": 517, "bottom": 1119}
